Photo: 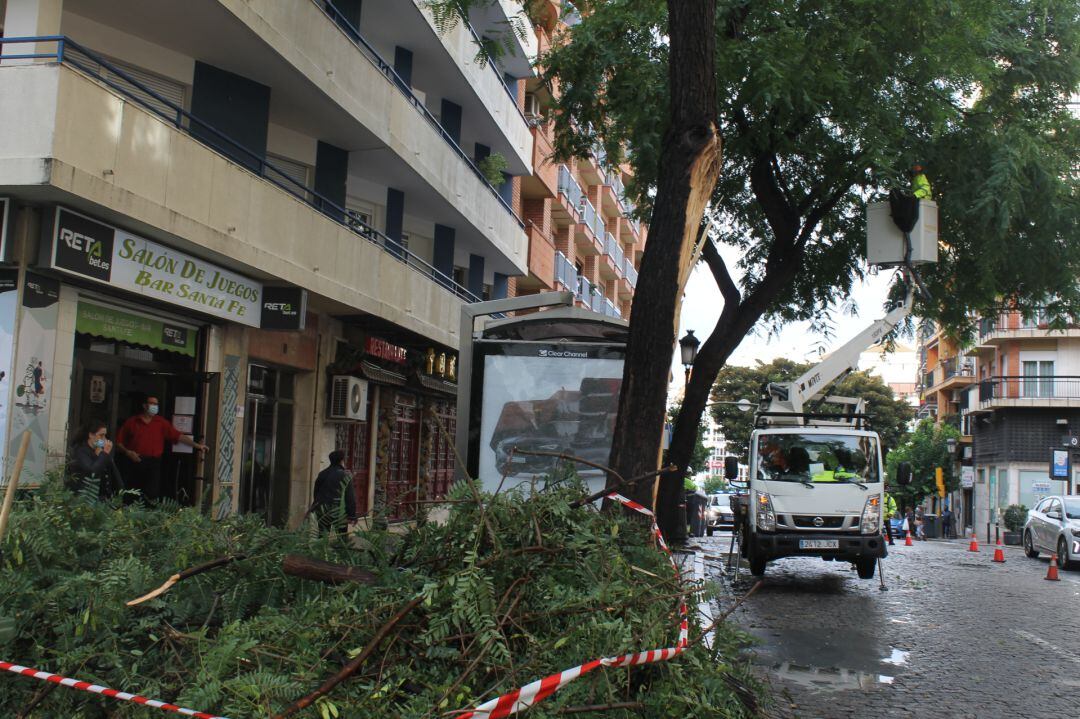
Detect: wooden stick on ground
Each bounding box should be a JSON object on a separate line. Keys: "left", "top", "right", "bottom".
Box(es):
{"left": 0, "top": 430, "right": 31, "bottom": 542}
{"left": 273, "top": 595, "right": 424, "bottom": 719}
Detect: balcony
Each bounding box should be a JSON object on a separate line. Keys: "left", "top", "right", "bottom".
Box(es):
{"left": 926, "top": 356, "right": 976, "bottom": 392}
{"left": 530, "top": 123, "right": 558, "bottom": 197}
{"left": 977, "top": 309, "right": 1080, "bottom": 346}
{"left": 554, "top": 250, "right": 579, "bottom": 293}
{"left": 525, "top": 222, "right": 556, "bottom": 290}
{"left": 602, "top": 232, "right": 625, "bottom": 278}
{"left": 465, "top": 0, "right": 539, "bottom": 78}
{"left": 974, "top": 376, "right": 1080, "bottom": 410}
{"left": 557, "top": 164, "right": 584, "bottom": 218}
{"left": 624, "top": 259, "right": 638, "bottom": 289}
{"left": 0, "top": 47, "right": 470, "bottom": 345}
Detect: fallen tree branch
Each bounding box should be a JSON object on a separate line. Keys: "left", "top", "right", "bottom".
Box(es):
{"left": 273, "top": 595, "right": 424, "bottom": 719}
{"left": 126, "top": 555, "right": 245, "bottom": 606}
{"left": 281, "top": 555, "right": 377, "bottom": 585}
{"left": 559, "top": 702, "right": 645, "bottom": 714}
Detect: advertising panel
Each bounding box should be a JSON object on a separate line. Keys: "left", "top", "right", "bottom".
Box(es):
{"left": 0, "top": 270, "right": 18, "bottom": 482}
{"left": 475, "top": 343, "right": 624, "bottom": 496}
{"left": 260, "top": 287, "right": 308, "bottom": 330}
{"left": 8, "top": 273, "right": 60, "bottom": 484}
{"left": 50, "top": 207, "right": 263, "bottom": 327}
{"left": 1051, "top": 449, "right": 1071, "bottom": 479}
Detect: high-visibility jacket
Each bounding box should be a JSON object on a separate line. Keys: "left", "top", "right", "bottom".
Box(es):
{"left": 885, "top": 493, "right": 898, "bottom": 518}
{"left": 912, "top": 173, "right": 932, "bottom": 199}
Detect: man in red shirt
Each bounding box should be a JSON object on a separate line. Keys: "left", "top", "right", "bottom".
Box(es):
{"left": 116, "top": 395, "right": 208, "bottom": 502}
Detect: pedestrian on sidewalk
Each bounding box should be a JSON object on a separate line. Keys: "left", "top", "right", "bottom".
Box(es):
{"left": 904, "top": 507, "right": 916, "bottom": 539}
{"left": 311, "top": 450, "right": 357, "bottom": 535}
{"left": 941, "top": 506, "right": 955, "bottom": 539}
{"left": 915, "top": 506, "right": 926, "bottom": 540}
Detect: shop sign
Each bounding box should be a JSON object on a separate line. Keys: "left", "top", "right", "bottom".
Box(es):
{"left": 260, "top": 287, "right": 307, "bottom": 330}
{"left": 366, "top": 336, "right": 407, "bottom": 365}
{"left": 75, "top": 301, "right": 197, "bottom": 357}
{"left": 960, "top": 466, "right": 975, "bottom": 489}
{"left": 50, "top": 207, "right": 263, "bottom": 327}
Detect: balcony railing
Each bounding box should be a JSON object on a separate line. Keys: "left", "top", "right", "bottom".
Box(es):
{"left": 554, "top": 250, "right": 578, "bottom": 292}
{"left": 940, "top": 356, "right": 974, "bottom": 381}
{"left": 1, "top": 35, "right": 483, "bottom": 303}
{"left": 601, "top": 298, "right": 620, "bottom": 319}
{"left": 977, "top": 376, "right": 1080, "bottom": 404}
{"left": 459, "top": 14, "right": 530, "bottom": 122}
{"left": 580, "top": 196, "right": 604, "bottom": 241}
{"left": 317, "top": 2, "right": 523, "bottom": 227}
{"left": 624, "top": 260, "right": 638, "bottom": 288}
{"left": 558, "top": 165, "right": 584, "bottom": 214}
{"left": 604, "top": 233, "right": 625, "bottom": 274}
{"left": 977, "top": 308, "right": 1079, "bottom": 340}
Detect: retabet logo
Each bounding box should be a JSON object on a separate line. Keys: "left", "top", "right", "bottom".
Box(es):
{"left": 60, "top": 228, "right": 111, "bottom": 272}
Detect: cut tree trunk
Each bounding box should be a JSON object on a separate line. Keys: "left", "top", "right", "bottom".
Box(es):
{"left": 607, "top": 0, "right": 721, "bottom": 532}
{"left": 282, "top": 555, "right": 377, "bottom": 585}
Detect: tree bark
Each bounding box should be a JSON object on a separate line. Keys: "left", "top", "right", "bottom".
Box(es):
{"left": 607, "top": 0, "right": 721, "bottom": 522}
{"left": 281, "top": 554, "right": 377, "bottom": 585}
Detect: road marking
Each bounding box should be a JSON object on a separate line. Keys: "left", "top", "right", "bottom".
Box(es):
{"left": 1013, "top": 629, "right": 1080, "bottom": 666}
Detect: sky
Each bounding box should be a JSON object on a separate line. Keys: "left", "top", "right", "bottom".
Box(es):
{"left": 669, "top": 242, "right": 896, "bottom": 396}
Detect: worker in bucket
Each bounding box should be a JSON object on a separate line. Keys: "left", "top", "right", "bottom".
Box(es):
{"left": 910, "top": 163, "right": 932, "bottom": 199}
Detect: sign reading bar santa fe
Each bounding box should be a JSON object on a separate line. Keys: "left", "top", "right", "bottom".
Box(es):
{"left": 50, "top": 207, "right": 263, "bottom": 327}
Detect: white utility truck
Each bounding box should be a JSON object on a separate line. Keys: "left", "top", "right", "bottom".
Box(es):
{"left": 726, "top": 193, "right": 937, "bottom": 579}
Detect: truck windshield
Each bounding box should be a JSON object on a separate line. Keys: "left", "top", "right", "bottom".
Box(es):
{"left": 757, "top": 433, "right": 880, "bottom": 484}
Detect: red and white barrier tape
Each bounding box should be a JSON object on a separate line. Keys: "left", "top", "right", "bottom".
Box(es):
{"left": 0, "top": 660, "right": 229, "bottom": 718}
{"left": 455, "top": 492, "right": 690, "bottom": 719}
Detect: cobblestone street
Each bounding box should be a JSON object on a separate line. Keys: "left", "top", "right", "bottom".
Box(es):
{"left": 703, "top": 534, "right": 1080, "bottom": 719}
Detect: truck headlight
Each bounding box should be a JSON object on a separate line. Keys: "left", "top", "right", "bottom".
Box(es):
{"left": 756, "top": 491, "right": 776, "bottom": 532}
{"left": 861, "top": 496, "right": 881, "bottom": 535}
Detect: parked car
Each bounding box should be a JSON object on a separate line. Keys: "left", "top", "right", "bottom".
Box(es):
{"left": 706, "top": 493, "right": 736, "bottom": 536}
{"left": 888, "top": 516, "right": 903, "bottom": 535}
{"left": 1023, "top": 495, "right": 1080, "bottom": 570}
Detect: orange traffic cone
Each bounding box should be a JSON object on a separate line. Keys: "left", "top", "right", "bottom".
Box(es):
{"left": 968, "top": 535, "right": 979, "bottom": 552}
{"left": 1046, "top": 555, "right": 1061, "bottom": 581}
{"left": 904, "top": 530, "right": 913, "bottom": 547}
{"left": 992, "top": 539, "right": 1005, "bottom": 563}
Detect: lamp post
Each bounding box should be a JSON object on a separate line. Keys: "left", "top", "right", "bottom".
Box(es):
{"left": 679, "top": 330, "right": 700, "bottom": 386}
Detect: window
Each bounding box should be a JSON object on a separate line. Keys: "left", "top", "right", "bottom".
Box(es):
{"left": 755, "top": 433, "right": 880, "bottom": 484}
{"left": 1022, "top": 360, "right": 1054, "bottom": 398}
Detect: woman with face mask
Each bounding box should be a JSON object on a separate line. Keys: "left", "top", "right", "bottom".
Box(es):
{"left": 68, "top": 419, "right": 124, "bottom": 499}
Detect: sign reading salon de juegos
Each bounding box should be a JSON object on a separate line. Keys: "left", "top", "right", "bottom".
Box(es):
{"left": 49, "top": 207, "right": 264, "bottom": 327}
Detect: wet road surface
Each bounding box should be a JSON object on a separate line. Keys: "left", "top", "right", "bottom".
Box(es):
{"left": 701, "top": 534, "right": 1080, "bottom": 718}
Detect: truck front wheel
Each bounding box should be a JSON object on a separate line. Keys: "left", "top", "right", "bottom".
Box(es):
{"left": 748, "top": 544, "right": 767, "bottom": 576}
{"left": 855, "top": 557, "right": 877, "bottom": 579}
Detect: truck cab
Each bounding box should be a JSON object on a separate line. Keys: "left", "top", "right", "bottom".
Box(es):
{"left": 740, "top": 425, "right": 886, "bottom": 578}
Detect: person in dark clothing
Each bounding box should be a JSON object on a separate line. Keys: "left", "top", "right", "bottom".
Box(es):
{"left": 941, "top": 506, "right": 955, "bottom": 539}
{"left": 67, "top": 419, "right": 124, "bottom": 499}
{"left": 311, "top": 450, "right": 356, "bottom": 534}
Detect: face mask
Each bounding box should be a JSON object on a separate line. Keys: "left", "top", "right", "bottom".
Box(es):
{"left": 147, "top": 405, "right": 159, "bottom": 416}
{"left": 94, "top": 438, "right": 106, "bottom": 449}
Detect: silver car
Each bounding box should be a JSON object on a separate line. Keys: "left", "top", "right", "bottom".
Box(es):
{"left": 1023, "top": 495, "right": 1080, "bottom": 570}
{"left": 706, "top": 493, "right": 736, "bottom": 536}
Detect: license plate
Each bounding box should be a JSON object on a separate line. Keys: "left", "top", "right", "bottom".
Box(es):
{"left": 799, "top": 539, "right": 839, "bottom": 550}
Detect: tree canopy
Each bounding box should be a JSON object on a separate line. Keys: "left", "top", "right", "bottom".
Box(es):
{"left": 710, "top": 359, "right": 916, "bottom": 461}
{"left": 885, "top": 419, "right": 962, "bottom": 507}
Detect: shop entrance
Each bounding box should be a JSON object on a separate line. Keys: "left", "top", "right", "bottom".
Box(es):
{"left": 69, "top": 337, "right": 208, "bottom": 505}
{"left": 240, "top": 364, "right": 295, "bottom": 526}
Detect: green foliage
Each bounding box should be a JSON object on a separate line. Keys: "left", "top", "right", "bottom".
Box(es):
{"left": 476, "top": 152, "right": 509, "bottom": 187}
{"left": 540, "top": 0, "right": 1080, "bottom": 332}
{"left": 885, "top": 419, "right": 961, "bottom": 506}
{"left": 1004, "top": 504, "right": 1029, "bottom": 533}
{"left": 702, "top": 476, "right": 729, "bottom": 495}
{"left": 0, "top": 478, "right": 764, "bottom": 718}
{"left": 711, "top": 360, "right": 915, "bottom": 461}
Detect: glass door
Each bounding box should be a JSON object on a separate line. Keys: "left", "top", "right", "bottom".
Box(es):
{"left": 240, "top": 365, "right": 294, "bottom": 526}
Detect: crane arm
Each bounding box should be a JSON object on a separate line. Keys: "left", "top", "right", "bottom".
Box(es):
{"left": 765, "top": 288, "right": 914, "bottom": 416}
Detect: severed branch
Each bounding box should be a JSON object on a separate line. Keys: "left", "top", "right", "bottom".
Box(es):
{"left": 509, "top": 449, "right": 675, "bottom": 509}
{"left": 559, "top": 702, "right": 645, "bottom": 714}
{"left": 127, "top": 553, "right": 376, "bottom": 606}
{"left": 273, "top": 595, "right": 424, "bottom": 719}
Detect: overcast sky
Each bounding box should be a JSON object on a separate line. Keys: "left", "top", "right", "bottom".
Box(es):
{"left": 669, "top": 243, "right": 896, "bottom": 396}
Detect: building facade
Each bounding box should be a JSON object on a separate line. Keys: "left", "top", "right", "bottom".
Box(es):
{"left": 0, "top": 0, "right": 561, "bottom": 525}
{"left": 512, "top": 6, "right": 646, "bottom": 318}
{"left": 965, "top": 309, "right": 1080, "bottom": 535}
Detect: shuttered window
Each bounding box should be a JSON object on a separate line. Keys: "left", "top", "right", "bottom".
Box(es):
{"left": 265, "top": 154, "right": 312, "bottom": 200}
{"left": 73, "top": 51, "right": 187, "bottom": 122}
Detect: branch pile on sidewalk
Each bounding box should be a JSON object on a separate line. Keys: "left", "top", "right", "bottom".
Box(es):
{"left": 0, "top": 478, "right": 764, "bottom": 718}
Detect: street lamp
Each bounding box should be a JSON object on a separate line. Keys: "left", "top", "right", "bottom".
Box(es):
{"left": 679, "top": 330, "right": 700, "bottom": 385}
{"left": 946, "top": 437, "right": 957, "bottom": 456}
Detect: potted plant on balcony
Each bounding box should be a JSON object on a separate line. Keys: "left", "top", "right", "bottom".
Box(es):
{"left": 1002, "top": 504, "right": 1028, "bottom": 545}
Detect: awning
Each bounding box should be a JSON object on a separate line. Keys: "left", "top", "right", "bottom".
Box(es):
{"left": 76, "top": 301, "right": 197, "bottom": 357}
{"left": 416, "top": 373, "right": 458, "bottom": 396}
{"left": 359, "top": 360, "right": 407, "bottom": 386}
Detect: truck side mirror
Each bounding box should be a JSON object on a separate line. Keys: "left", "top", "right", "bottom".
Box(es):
{"left": 724, "top": 456, "right": 740, "bottom": 480}
{"left": 895, "top": 462, "right": 912, "bottom": 486}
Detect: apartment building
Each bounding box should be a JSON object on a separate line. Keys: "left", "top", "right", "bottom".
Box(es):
{"left": 0, "top": 0, "right": 540, "bottom": 525}
{"left": 915, "top": 322, "right": 976, "bottom": 527}
{"left": 513, "top": 5, "right": 646, "bottom": 319}
{"left": 965, "top": 309, "right": 1080, "bottom": 533}
{"left": 858, "top": 341, "right": 920, "bottom": 410}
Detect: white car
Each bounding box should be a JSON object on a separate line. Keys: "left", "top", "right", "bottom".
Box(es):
{"left": 1023, "top": 495, "right": 1080, "bottom": 570}
{"left": 706, "top": 493, "right": 736, "bottom": 536}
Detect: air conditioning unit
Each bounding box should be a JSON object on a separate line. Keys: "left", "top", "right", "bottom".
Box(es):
{"left": 329, "top": 376, "right": 368, "bottom": 421}
{"left": 524, "top": 93, "right": 541, "bottom": 119}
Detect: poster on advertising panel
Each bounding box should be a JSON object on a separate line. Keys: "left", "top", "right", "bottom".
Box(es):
{"left": 7, "top": 273, "right": 59, "bottom": 485}
{"left": 476, "top": 344, "right": 624, "bottom": 497}
{"left": 0, "top": 270, "right": 19, "bottom": 484}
